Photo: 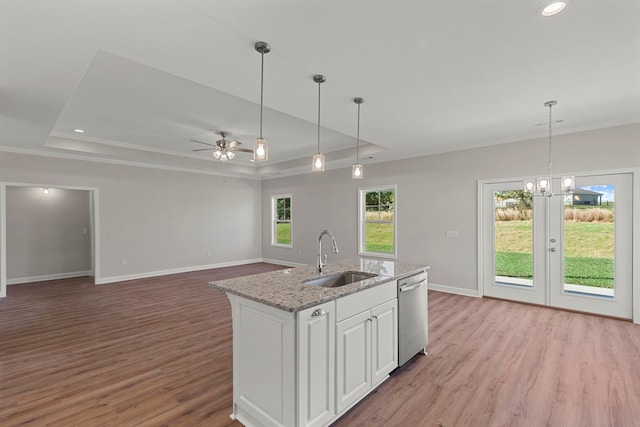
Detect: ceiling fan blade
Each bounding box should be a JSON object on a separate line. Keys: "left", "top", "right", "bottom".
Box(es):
{"left": 192, "top": 148, "right": 216, "bottom": 152}
{"left": 190, "top": 139, "right": 218, "bottom": 148}
{"left": 233, "top": 148, "right": 254, "bottom": 153}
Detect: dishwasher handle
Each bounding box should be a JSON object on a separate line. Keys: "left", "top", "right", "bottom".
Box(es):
{"left": 399, "top": 281, "right": 425, "bottom": 292}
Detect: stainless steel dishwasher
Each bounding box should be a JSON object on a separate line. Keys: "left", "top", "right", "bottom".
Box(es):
{"left": 398, "top": 270, "right": 429, "bottom": 366}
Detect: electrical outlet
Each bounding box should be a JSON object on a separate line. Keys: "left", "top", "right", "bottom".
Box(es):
{"left": 121, "top": 259, "right": 127, "bottom": 266}
{"left": 207, "top": 250, "right": 212, "bottom": 257}
{"left": 446, "top": 230, "right": 460, "bottom": 238}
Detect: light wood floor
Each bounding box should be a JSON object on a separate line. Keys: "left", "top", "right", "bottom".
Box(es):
{"left": 1, "top": 264, "right": 639, "bottom": 426}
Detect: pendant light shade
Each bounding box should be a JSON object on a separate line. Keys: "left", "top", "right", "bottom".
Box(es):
{"left": 253, "top": 42, "right": 270, "bottom": 161}
{"left": 312, "top": 153, "right": 325, "bottom": 171}
{"left": 352, "top": 163, "right": 363, "bottom": 179}
{"left": 254, "top": 138, "right": 267, "bottom": 160}
{"left": 312, "top": 74, "right": 325, "bottom": 172}
{"left": 352, "top": 97, "right": 364, "bottom": 179}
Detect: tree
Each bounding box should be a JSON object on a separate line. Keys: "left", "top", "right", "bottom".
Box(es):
{"left": 494, "top": 190, "right": 532, "bottom": 210}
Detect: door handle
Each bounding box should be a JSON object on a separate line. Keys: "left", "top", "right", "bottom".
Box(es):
{"left": 549, "top": 247, "right": 557, "bottom": 252}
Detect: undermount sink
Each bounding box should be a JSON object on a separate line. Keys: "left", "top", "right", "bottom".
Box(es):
{"left": 303, "top": 271, "right": 377, "bottom": 288}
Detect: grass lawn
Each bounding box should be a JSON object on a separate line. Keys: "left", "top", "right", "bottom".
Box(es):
{"left": 276, "top": 223, "right": 291, "bottom": 245}
{"left": 495, "top": 220, "right": 614, "bottom": 288}
{"left": 365, "top": 223, "right": 394, "bottom": 253}
{"left": 495, "top": 252, "right": 614, "bottom": 288}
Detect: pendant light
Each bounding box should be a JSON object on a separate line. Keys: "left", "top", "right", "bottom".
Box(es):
{"left": 312, "top": 74, "right": 326, "bottom": 172}
{"left": 352, "top": 97, "right": 364, "bottom": 179}
{"left": 253, "top": 41, "right": 270, "bottom": 161}
{"left": 524, "top": 100, "right": 574, "bottom": 197}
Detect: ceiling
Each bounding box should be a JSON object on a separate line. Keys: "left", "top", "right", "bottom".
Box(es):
{"left": 2, "top": 0, "right": 639, "bottom": 179}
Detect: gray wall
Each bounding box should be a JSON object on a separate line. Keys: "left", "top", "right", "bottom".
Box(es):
{"left": 6, "top": 187, "right": 91, "bottom": 283}
{"left": 1, "top": 122, "right": 638, "bottom": 295}
{"left": 0, "top": 152, "right": 262, "bottom": 284}
{"left": 262, "top": 122, "right": 640, "bottom": 294}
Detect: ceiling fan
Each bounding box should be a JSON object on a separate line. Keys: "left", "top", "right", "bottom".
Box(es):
{"left": 190, "top": 131, "right": 252, "bottom": 161}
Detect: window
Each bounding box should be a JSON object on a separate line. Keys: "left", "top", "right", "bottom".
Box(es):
{"left": 272, "top": 195, "right": 292, "bottom": 247}
{"left": 359, "top": 186, "right": 396, "bottom": 258}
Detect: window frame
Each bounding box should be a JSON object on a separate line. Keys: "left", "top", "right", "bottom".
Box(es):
{"left": 358, "top": 185, "right": 397, "bottom": 259}
{"left": 271, "top": 194, "right": 293, "bottom": 248}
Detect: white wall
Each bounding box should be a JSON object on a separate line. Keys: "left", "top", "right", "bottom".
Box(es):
{"left": 262, "top": 122, "right": 640, "bottom": 294}
{"left": 6, "top": 187, "right": 91, "bottom": 283}
{"left": 0, "top": 152, "right": 262, "bottom": 286}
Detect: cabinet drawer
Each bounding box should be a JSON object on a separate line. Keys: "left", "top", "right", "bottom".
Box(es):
{"left": 336, "top": 281, "right": 396, "bottom": 322}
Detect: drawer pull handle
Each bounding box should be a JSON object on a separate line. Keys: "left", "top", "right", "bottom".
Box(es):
{"left": 399, "top": 282, "right": 423, "bottom": 292}
{"left": 311, "top": 309, "right": 326, "bottom": 317}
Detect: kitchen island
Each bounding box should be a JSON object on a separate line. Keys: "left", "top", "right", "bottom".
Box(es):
{"left": 210, "top": 259, "right": 428, "bottom": 427}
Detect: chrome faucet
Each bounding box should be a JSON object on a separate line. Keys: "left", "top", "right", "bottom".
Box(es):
{"left": 317, "top": 230, "right": 339, "bottom": 273}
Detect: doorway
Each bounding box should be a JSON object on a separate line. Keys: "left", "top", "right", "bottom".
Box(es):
{"left": 0, "top": 183, "right": 100, "bottom": 298}
{"left": 480, "top": 172, "right": 633, "bottom": 319}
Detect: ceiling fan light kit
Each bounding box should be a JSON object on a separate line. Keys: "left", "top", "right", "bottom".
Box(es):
{"left": 253, "top": 41, "right": 270, "bottom": 161}
{"left": 190, "top": 131, "right": 252, "bottom": 161}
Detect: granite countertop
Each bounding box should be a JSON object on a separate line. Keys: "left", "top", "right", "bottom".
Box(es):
{"left": 209, "top": 258, "right": 429, "bottom": 312}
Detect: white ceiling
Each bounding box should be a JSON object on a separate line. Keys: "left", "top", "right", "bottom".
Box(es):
{"left": 2, "top": 0, "right": 639, "bottom": 178}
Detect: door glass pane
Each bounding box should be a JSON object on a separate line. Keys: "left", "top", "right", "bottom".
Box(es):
{"left": 494, "top": 191, "right": 533, "bottom": 287}
{"left": 563, "top": 185, "right": 614, "bottom": 298}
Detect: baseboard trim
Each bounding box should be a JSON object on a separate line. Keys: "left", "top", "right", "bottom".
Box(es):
{"left": 428, "top": 282, "right": 480, "bottom": 298}
{"left": 96, "top": 259, "right": 263, "bottom": 285}
{"left": 8, "top": 271, "right": 93, "bottom": 285}
{"left": 261, "top": 258, "right": 307, "bottom": 268}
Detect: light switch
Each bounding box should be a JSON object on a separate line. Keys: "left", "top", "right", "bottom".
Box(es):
{"left": 446, "top": 230, "right": 459, "bottom": 238}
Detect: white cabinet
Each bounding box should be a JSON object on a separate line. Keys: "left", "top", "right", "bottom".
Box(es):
{"left": 297, "top": 301, "right": 335, "bottom": 427}
{"left": 230, "top": 295, "right": 296, "bottom": 427}
{"left": 335, "top": 281, "right": 398, "bottom": 414}
{"left": 227, "top": 280, "right": 397, "bottom": 427}
{"left": 336, "top": 309, "right": 372, "bottom": 413}
{"left": 229, "top": 295, "right": 337, "bottom": 427}
{"left": 371, "top": 299, "right": 398, "bottom": 385}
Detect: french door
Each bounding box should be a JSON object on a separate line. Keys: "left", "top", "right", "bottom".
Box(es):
{"left": 481, "top": 173, "right": 633, "bottom": 319}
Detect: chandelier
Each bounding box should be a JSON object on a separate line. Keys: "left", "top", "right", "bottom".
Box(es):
{"left": 524, "top": 100, "right": 574, "bottom": 197}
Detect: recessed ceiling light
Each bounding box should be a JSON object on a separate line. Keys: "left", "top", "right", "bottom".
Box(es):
{"left": 540, "top": 1, "right": 567, "bottom": 17}
{"left": 74, "top": 128, "right": 85, "bottom": 133}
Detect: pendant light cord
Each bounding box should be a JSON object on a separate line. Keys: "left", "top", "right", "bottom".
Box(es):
{"left": 356, "top": 102, "right": 361, "bottom": 162}
{"left": 317, "top": 81, "right": 321, "bottom": 153}
{"left": 259, "top": 52, "right": 264, "bottom": 139}
{"left": 548, "top": 102, "right": 553, "bottom": 181}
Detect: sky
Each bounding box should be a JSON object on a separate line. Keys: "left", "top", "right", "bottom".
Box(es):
{"left": 582, "top": 184, "right": 614, "bottom": 202}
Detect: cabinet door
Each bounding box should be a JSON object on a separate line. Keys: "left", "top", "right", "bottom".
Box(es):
{"left": 297, "top": 301, "right": 335, "bottom": 427}
{"left": 371, "top": 299, "right": 398, "bottom": 385}
{"left": 336, "top": 310, "right": 371, "bottom": 414}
